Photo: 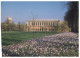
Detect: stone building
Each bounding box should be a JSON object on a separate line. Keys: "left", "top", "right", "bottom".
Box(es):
{"left": 6, "top": 17, "right": 12, "bottom": 24}
{"left": 26, "top": 19, "right": 60, "bottom": 31}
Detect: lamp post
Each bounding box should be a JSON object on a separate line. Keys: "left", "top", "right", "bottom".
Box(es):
{"left": 45, "top": 21, "right": 46, "bottom": 36}
{"left": 57, "top": 21, "right": 58, "bottom": 31}
{"left": 33, "top": 18, "right": 35, "bottom": 39}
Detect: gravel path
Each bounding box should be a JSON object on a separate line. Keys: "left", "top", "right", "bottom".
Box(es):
{"left": 2, "top": 32, "right": 78, "bottom": 57}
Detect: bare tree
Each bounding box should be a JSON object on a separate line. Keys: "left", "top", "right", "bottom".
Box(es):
{"left": 31, "top": 13, "right": 38, "bottom": 39}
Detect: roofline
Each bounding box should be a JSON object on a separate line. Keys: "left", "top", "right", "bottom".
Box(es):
{"left": 27, "top": 19, "right": 60, "bottom": 22}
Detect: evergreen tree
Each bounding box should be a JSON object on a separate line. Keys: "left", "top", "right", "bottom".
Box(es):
{"left": 64, "top": 1, "right": 79, "bottom": 33}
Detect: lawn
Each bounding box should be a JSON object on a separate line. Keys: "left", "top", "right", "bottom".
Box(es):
{"left": 1, "top": 31, "right": 59, "bottom": 46}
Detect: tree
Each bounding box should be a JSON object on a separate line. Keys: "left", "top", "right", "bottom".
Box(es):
{"left": 20, "top": 23, "right": 27, "bottom": 31}
{"left": 17, "top": 22, "right": 22, "bottom": 31}
{"left": 64, "top": 1, "right": 79, "bottom": 33}
{"left": 31, "top": 13, "right": 38, "bottom": 39}
{"left": 17, "top": 22, "right": 27, "bottom": 31}
{"left": 57, "top": 21, "right": 71, "bottom": 32}
{"left": 7, "top": 23, "right": 16, "bottom": 31}
{"left": 1, "top": 23, "right": 8, "bottom": 31}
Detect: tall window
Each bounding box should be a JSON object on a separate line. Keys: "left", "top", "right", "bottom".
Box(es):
{"left": 32, "top": 22, "right": 35, "bottom": 26}
{"left": 49, "top": 22, "right": 50, "bottom": 26}
{"left": 44, "top": 22, "right": 46, "bottom": 26}
{"left": 42, "top": 22, "right": 43, "bottom": 26}
{"left": 54, "top": 22, "right": 57, "bottom": 26}
{"left": 35, "top": 22, "right": 37, "bottom": 26}
{"left": 53, "top": 22, "right": 54, "bottom": 26}
{"left": 51, "top": 22, "right": 53, "bottom": 26}
{"left": 38, "top": 22, "right": 39, "bottom": 26}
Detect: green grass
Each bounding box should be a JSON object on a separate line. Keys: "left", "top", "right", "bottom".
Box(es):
{"left": 1, "top": 31, "right": 59, "bottom": 46}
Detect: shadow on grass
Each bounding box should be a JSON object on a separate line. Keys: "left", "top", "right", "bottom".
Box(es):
{"left": 2, "top": 38, "right": 22, "bottom": 46}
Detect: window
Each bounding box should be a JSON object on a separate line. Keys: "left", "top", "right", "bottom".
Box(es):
{"left": 49, "top": 22, "right": 50, "bottom": 26}
{"left": 40, "top": 22, "right": 41, "bottom": 26}
{"left": 54, "top": 22, "right": 57, "bottom": 26}
{"left": 38, "top": 22, "right": 39, "bottom": 26}
{"left": 36, "top": 22, "right": 37, "bottom": 26}
{"left": 32, "top": 22, "right": 35, "bottom": 26}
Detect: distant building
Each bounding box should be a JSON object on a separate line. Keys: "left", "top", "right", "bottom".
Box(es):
{"left": 6, "top": 17, "right": 12, "bottom": 24}
{"left": 26, "top": 19, "right": 60, "bottom": 31}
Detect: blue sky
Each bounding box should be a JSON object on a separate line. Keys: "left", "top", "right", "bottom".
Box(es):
{"left": 1, "top": 1, "right": 68, "bottom": 23}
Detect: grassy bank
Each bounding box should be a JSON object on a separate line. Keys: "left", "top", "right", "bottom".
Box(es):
{"left": 1, "top": 31, "right": 59, "bottom": 46}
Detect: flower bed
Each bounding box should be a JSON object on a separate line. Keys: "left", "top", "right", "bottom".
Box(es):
{"left": 2, "top": 32, "right": 78, "bottom": 57}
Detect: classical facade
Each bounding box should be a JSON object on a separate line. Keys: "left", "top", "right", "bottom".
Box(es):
{"left": 26, "top": 19, "right": 60, "bottom": 31}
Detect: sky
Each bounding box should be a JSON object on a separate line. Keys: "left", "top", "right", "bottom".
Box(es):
{"left": 1, "top": 1, "right": 68, "bottom": 23}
